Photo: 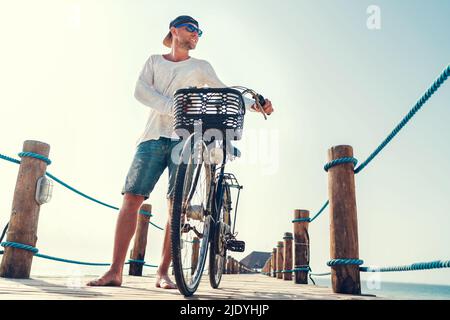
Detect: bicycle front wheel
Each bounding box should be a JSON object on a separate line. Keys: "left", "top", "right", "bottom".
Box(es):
{"left": 171, "top": 137, "right": 212, "bottom": 296}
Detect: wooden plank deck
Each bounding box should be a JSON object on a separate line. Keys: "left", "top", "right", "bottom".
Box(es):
{"left": 0, "top": 274, "right": 381, "bottom": 300}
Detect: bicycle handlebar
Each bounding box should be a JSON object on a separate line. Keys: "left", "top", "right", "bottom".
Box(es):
{"left": 176, "top": 85, "right": 269, "bottom": 120}
{"left": 256, "top": 94, "right": 267, "bottom": 120}
{"left": 230, "top": 86, "right": 268, "bottom": 120}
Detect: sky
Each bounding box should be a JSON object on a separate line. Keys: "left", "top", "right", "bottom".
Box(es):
{"left": 0, "top": 0, "right": 449, "bottom": 290}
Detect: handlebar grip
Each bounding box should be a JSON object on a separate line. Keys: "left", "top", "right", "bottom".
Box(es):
{"left": 257, "top": 94, "right": 266, "bottom": 107}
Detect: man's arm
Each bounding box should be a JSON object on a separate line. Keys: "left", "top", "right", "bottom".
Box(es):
{"left": 134, "top": 56, "right": 173, "bottom": 114}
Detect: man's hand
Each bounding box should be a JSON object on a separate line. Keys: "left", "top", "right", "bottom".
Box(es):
{"left": 251, "top": 98, "right": 274, "bottom": 115}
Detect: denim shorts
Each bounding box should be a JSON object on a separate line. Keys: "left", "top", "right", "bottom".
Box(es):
{"left": 121, "top": 137, "right": 182, "bottom": 200}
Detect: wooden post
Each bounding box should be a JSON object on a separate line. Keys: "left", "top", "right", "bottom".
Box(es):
{"left": 129, "top": 204, "right": 151, "bottom": 276}
{"left": 276, "top": 241, "right": 284, "bottom": 279}
{"left": 191, "top": 237, "right": 200, "bottom": 275}
{"left": 272, "top": 248, "right": 277, "bottom": 277}
{"left": 263, "top": 258, "right": 271, "bottom": 276}
{"left": 268, "top": 253, "right": 273, "bottom": 276}
{"left": 224, "top": 257, "right": 228, "bottom": 274}
{"left": 294, "top": 209, "right": 310, "bottom": 284}
{"left": 283, "top": 232, "right": 293, "bottom": 281}
{"left": 327, "top": 145, "right": 361, "bottom": 294}
{"left": 0, "top": 140, "right": 50, "bottom": 279}
{"left": 267, "top": 258, "right": 271, "bottom": 276}
{"left": 227, "top": 256, "right": 232, "bottom": 274}
{"left": 269, "top": 252, "right": 273, "bottom": 276}
{"left": 232, "top": 257, "right": 235, "bottom": 274}
{"left": 230, "top": 257, "right": 233, "bottom": 274}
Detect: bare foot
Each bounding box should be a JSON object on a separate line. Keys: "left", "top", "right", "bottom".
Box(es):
{"left": 155, "top": 274, "right": 177, "bottom": 289}
{"left": 86, "top": 270, "right": 122, "bottom": 287}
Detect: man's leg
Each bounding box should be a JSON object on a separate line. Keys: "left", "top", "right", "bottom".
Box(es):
{"left": 87, "top": 193, "right": 144, "bottom": 286}
{"left": 155, "top": 197, "right": 177, "bottom": 289}
{"left": 156, "top": 138, "right": 182, "bottom": 289}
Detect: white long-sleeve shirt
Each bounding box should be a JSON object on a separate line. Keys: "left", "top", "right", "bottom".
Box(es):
{"left": 134, "top": 54, "right": 255, "bottom": 146}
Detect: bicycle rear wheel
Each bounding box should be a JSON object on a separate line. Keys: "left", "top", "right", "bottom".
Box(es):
{"left": 171, "top": 137, "right": 212, "bottom": 296}
{"left": 209, "top": 183, "right": 231, "bottom": 289}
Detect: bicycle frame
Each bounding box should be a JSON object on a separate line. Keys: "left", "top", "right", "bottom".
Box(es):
{"left": 178, "top": 133, "right": 230, "bottom": 228}
{"left": 208, "top": 140, "right": 242, "bottom": 242}
{"left": 207, "top": 141, "right": 227, "bottom": 240}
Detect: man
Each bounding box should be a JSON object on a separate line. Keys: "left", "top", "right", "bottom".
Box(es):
{"left": 87, "top": 15, "right": 273, "bottom": 289}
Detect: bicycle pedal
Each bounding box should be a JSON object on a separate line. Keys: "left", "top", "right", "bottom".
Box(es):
{"left": 226, "top": 240, "right": 245, "bottom": 252}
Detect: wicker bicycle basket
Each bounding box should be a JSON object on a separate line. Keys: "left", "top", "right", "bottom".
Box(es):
{"left": 173, "top": 87, "right": 246, "bottom": 140}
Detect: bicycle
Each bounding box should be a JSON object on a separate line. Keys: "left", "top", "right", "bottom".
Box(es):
{"left": 170, "top": 86, "right": 268, "bottom": 296}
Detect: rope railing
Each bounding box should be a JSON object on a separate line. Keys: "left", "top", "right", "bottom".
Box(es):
{"left": 0, "top": 241, "right": 158, "bottom": 268}
{"left": 360, "top": 260, "right": 450, "bottom": 273}
{"left": 271, "top": 259, "right": 450, "bottom": 274}
{"left": 0, "top": 149, "right": 164, "bottom": 276}
{"left": 0, "top": 151, "right": 164, "bottom": 230}
{"left": 354, "top": 65, "right": 450, "bottom": 174}
{"left": 262, "top": 65, "right": 450, "bottom": 295}
{"left": 291, "top": 200, "right": 329, "bottom": 224}
{"left": 268, "top": 259, "right": 450, "bottom": 275}
{"left": 303, "top": 65, "right": 450, "bottom": 226}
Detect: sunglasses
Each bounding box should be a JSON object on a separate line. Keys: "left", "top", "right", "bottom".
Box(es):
{"left": 175, "top": 23, "right": 203, "bottom": 37}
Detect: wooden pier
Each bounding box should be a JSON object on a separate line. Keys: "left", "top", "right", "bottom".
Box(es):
{"left": 0, "top": 274, "right": 380, "bottom": 300}
{"left": 0, "top": 141, "right": 382, "bottom": 301}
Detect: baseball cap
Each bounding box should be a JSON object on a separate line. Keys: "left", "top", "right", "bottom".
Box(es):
{"left": 163, "top": 15, "right": 199, "bottom": 48}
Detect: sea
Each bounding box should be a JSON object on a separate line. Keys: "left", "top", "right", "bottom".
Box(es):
{"left": 312, "top": 277, "right": 450, "bottom": 300}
